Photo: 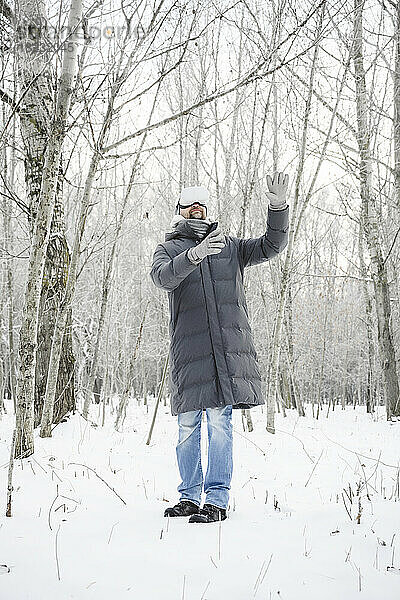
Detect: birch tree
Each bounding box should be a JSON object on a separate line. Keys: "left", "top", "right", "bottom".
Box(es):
{"left": 14, "top": 0, "right": 82, "bottom": 458}
{"left": 13, "top": 0, "right": 76, "bottom": 427}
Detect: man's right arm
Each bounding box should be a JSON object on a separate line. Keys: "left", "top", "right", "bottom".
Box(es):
{"left": 149, "top": 244, "right": 200, "bottom": 292}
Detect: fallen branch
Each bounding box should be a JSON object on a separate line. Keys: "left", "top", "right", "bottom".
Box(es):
{"left": 305, "top": 449, "right": 324, "bottom": 487}
{"left": 319, "top": 430, "right": 398, "bottom": 469}
{"left": 233, "top": 428, "right": 268, "bottom": 457}
{"left": 274, "top": 428, "right": 315, "bottom": 463}
{"left": 68, "top": 462, "right": 127, "bottom": 505}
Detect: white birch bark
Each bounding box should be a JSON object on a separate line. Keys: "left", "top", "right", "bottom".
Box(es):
{"left": 358, "top": 216, "right": 375, "bottom": 413}
{"left": 40, "top": 152, "right": 98, "bottom": 435}
{"left": 15, "top": 0, "right": 82, "bottom": 456}
{"left": 15, "top": 0, "right": 76, "bottom": 428}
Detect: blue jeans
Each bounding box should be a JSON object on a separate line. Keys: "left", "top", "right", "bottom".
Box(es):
{"left": 176, "top": 404, "right": 233, "bottom": 510}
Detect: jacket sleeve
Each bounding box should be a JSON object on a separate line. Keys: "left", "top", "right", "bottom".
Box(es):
{"left": 237, "top": 205, "right": 289, "bottom": 268}
{"left": 149, "top": 243, "right": 200, "bottom": 291}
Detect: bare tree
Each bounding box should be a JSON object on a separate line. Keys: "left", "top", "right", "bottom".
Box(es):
{"left": 352, "top": 0, "right": 399, "bottom": 420}
{"left": 14, "top": 0, "right": 82, "bottom": 458}
{"left": 13, "top": 0, "right": 76, "bottom": 427}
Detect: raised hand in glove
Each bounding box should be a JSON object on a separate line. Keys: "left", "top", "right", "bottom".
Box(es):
{"left": 187, "top": 227, "right": 225, "bottom": 264}
{"left": 266, "top": 172, "right": 289, "bottom": 210}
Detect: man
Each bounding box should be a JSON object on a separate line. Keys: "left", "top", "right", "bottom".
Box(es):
{"left": 149, "top": 173, "right": 289, "bottom": 523}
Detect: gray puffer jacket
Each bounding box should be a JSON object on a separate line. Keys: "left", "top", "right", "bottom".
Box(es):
{"left": 149, "top": 206, "right": 289, "bottom": 415}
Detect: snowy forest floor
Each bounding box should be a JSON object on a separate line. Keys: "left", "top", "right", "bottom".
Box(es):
{"left": 0, "top": 400, "right": 399, "bottom": 600}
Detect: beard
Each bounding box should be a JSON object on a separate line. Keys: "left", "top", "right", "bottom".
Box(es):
{"left": 189, "top": 209, "right": 204, "bottom": 219}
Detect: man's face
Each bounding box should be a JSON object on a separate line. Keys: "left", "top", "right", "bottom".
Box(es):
{"left": 179, "top": 202, "right": 206, "bottom": 219}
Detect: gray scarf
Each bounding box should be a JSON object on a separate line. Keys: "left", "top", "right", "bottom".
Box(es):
{"left": 169, "top": 214, "right": 212, "bottom": 240}
{"left": 185, "top": 217, "right": 211, "bottom": 240}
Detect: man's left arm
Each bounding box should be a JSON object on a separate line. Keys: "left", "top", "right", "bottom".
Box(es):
{"left": 237, "top": 204, "right": 289, "bottom": 268}
{"left": 236, "top": 171, "right": 290, "bottom": 268}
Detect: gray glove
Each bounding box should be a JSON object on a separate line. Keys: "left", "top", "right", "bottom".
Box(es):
{"left": 266, "top": 171, "right": 289, "bottom": 210}
{"left": 187, "top": 227, "right": 225, "bottom": 264}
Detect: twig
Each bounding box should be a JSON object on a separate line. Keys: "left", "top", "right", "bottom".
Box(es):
{"left": 68, "top": 462, "right": 127, "bottom": 505}
{"left": 233, "top": 428, "right": 268, "bottom": 457}
{"left": 107, "top": 522, "right": 119, "bottom": 544}
{"left": 253, "top": 559, "right": 266, "bottom": 594}
{"left": 55, "top": 522, "right": 62, "bottom": 580}
{"left": 319, "top": 430, "right": 398, "bottom": 469}
{"left": 146, "top": 352, "right": 169, "bottom": 445}
{"left": 305, "top": 450, "right": 324, "bottom": 487}
{"left": 274, "top": 428, "right": 315, "bottom": 463}
{"left": 32, "top": 457, "right": 48, "bottom": 474}
{"left": 200, "top": 580, "right": 211, "bottom": 600}
{"left": 259, "top": 553, "right": 273, "bottom": 589}
{"left": 218, "top": 520, "right": 222, "bottom": 561}
{"left": 341, "top": 492, "right": 352, "bottom": 522}
{"left": 181, "top": 574, "right": 186, "bottom": 600}
{"left": 254, "top": 553, "right": 273, "bottom": 596}
{"left": 48, "top": 484, "right": 60, "bottom": 531}
{"left": 356, "top": 455, "right": 375, "bottom": 499}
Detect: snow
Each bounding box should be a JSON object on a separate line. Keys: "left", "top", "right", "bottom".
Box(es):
{"left": 0, "top": 401, "right": 399, "bottom": 600}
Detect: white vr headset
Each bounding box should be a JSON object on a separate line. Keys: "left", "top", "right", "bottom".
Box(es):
{"left": 175, "top": 186, "right": 209, "bottom": 215}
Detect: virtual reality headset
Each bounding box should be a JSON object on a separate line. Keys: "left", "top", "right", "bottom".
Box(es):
{"left": 175, "top": 186, "right": 209, "bottom": 215}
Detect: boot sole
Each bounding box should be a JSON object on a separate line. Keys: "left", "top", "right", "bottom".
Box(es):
{"left": 164, "top": 511, "right": 199, "bottom": 517}
{"left": 164, "top": 503, "right": 200, "bottom": 517}
{"left": 189, "top": 515, "right": 227, "bottom": 523}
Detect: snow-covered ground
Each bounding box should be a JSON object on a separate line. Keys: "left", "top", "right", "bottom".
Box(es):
{"left": 0, "top": 400, "right": 399, "bottom": 600}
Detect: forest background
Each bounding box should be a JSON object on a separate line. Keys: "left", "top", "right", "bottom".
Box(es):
{"left": 0, "top": 0, "right": 399, "bottom": 457}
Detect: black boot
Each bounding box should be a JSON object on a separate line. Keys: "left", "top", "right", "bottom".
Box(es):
{"left": 188, "top": 503, "right": 227, "bottom": 523}
{"left": 164, "top": 500, "right": 200, "bottom": 517}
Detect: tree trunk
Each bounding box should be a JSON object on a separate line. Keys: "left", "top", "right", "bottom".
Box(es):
{"left": 266, "top": 8, "right": 325, "bottom": 433}
{"left": 14, "top": 0, "right": 82, "bottom": 457}
{"left": 394, "top": 0, "right": 400, "bottom": 210}
{"left": 115, "top": 301, "right": 150, "bottom": 430}
{"left": 266, "top": 5, "right": 351, "bottom": 432}
{"left": 41, "top": 151, "right": 100, "bottom": 435}
{"left": 352, "top": 0, "right": 400, "bottom": 419}
{"left": 16, "top": 0, "right": 75, "bottom": 429}
{"left": 1, "top": 93, "right": 17, "bottom": 413}
{"left": 358, "top": 217, "right": 375, "bottom": 413}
